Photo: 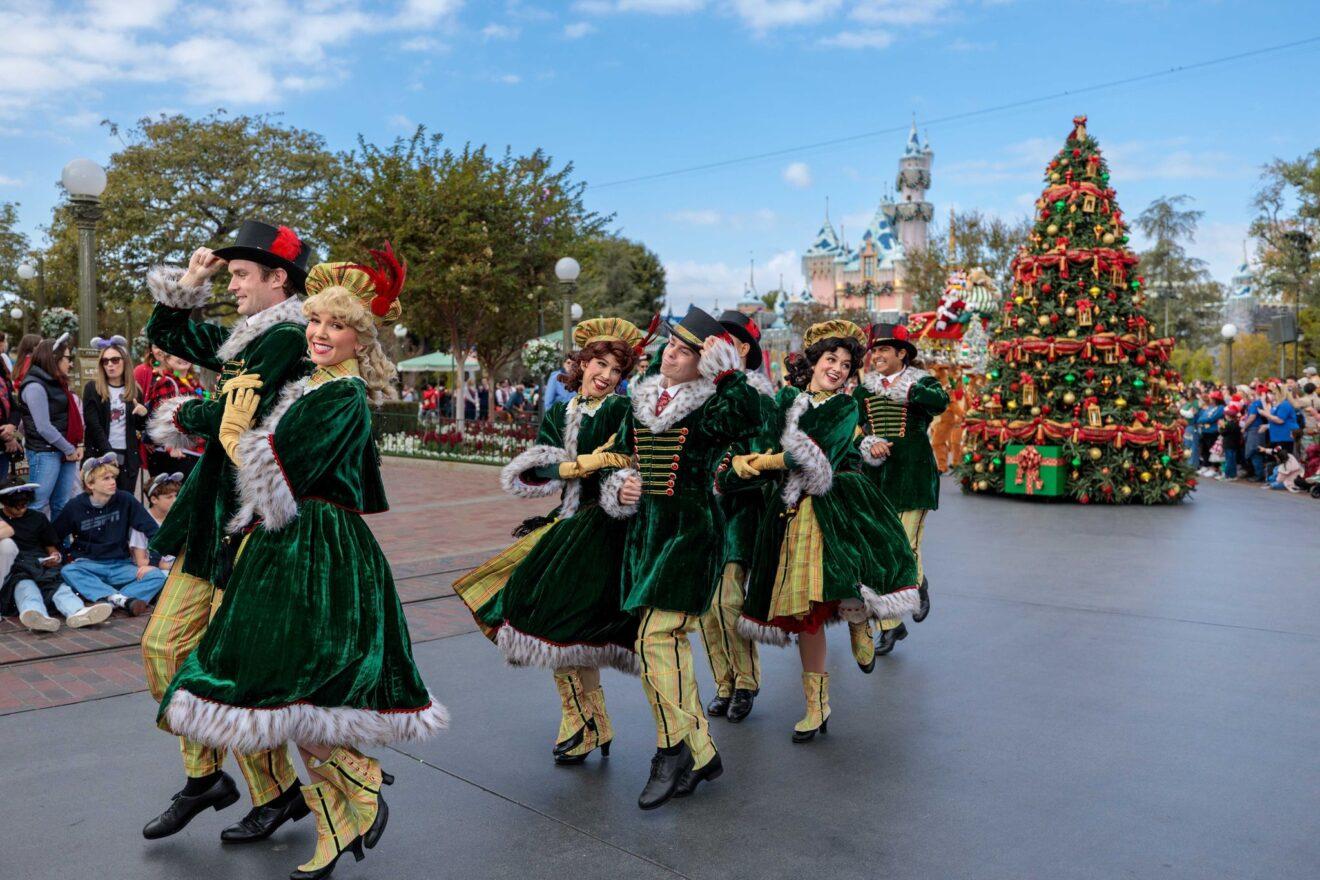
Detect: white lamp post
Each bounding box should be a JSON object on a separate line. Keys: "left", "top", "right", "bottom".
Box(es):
{"left": 63, "top": 158, "right": 107, "bottom": 349}
{"left": 555, "top": 257, "right": 580, "bottom": 355}
{"left": 1221, "top": 322, "right": 1238, "bottom": 387}
{"left": 9, "top": 307, "right": 23, "bottom": 321}
{"left": 570, "top": 303, "right": 583, "bottom": 322}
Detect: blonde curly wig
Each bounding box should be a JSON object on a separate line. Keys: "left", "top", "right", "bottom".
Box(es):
{"left": 302, "top": 286, "right": 398, "bottom": 403}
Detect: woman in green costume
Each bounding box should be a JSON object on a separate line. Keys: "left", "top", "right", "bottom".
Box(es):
{"left": 160, "top": 247, "right": 446, "bottom": 880}
{"left": 731, "top": 320, "right": 919, "bottom": 743}
{"left": 453, "top": 318, "right": 645, "bottom": 766}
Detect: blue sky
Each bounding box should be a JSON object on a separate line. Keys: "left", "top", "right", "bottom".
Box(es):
{"left": 3, "top": 0, "right": 1319, "bottom": 314}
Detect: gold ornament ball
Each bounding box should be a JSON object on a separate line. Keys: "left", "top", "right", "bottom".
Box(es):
{"left": 1063, "top": 391, "right": 1077, "bottom": 405}
{"left": 1046, "top": 224, "right": 1059, "bottom": 235}
{"left": 1140, "top": 471, "right": 1152, "bottom": 482}
{"left": 1067, "top": 329, "right": 1078, "bottom": 338}
{"left": 1089, "top": 286, "right": 1101, "bottom": 296}
{"left": 1014, "top": 296, "right": 1025, "bottom": 305}
{"left": 1182, "top": 448, "right": 1193, "bottom": 460}
{"left": 1102, "top": 233, "right": 1115, "bottom": 244}
{"left": 1120, "top": 485, "right": 1132, "bottom": 496}
{"left": 1050, "top": 172, "right": 1061, "bottom": 182}
{"left": 1163, "top": 468, "right": 1172, "bottom": 478}
{"left": 1037, "top": 315, "right": 1051, "bottom": 326}
{"left": 1030, "top": 406, "right": 1041, "bottom": 416}
{"left": 1007, "top": 400, "right": 1019, "bottom": 410}
{"left": 1065, "top": 306, "right": 1076, "bottom": 316}
{"left": 1115, "top": 397, "right": 1128, "bottom": 408}
{"left": 974, "top": 462, "right": 985, "bottom": 473}
{"left": 1088, "top": 447, "right": 1103, "bottom": 460}
{"left": 1141, "top": 449, "right": 1150, "bottom": 460}
{"left": 975, "top": 480, "right": 989, "bottom": 491}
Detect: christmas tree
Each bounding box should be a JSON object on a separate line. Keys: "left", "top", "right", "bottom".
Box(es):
{"left": 954, "top": 116, "right": 1197, "bottom": 504}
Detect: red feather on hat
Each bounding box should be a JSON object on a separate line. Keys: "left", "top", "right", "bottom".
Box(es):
{"left": 270, "top": 225, "right": 302, "bottom": 261}
{"left": 352, "top": 242, "right": 407, "bottom": 317}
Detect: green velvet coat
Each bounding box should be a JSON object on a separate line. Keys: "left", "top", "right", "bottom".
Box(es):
{"left": 143, "top": 267, "right": 311, "bottom": 587}
{"left": 737, "top": 387, "right": 920, "bottom": 642}
{"left": 456, "top": 393, "right": 639, "bottom": 674}
{"left": 158, "top": 369, "right": 445, "bottom": 752}
{"left": 853, "top": 367, "right": 950, "bottom": 512}
{"left": 715, "top": 370, "right": 781, "bottom": 569}
{"left": 601, "top": 354, "right": 759, "bottom": 616}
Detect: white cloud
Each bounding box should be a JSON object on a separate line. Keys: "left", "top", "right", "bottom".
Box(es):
{"left": 664, "top": 249, "right": 805, "bottom": 312}
{"left": 850, "top": 0, "right": 954, "bottom": 25}
{"left": 729, "top": 0, "right": 843, "bottom": 30}
{"left": 1190, "top": 221, "right": 1253, "bottom": 285}
{"left": 668, "top": 209, "right": 723, "bottom": 226}
{"left": 783, "top": 161, "right": 813, "bottom": 188}
{"left": 667, "top": 208, "right": 778, "bottom": 229}
{"left": 389, "top": 114, "right": 416, "bottom": 130}
{"left": 482, "top": 23, "right": 520, "bottom": 40}
{"left": 817, "top": 28, "right": 894, "bottom": 48}
{"left": 0, "top": 175, "right": 22, "bottom": 186}
{"left": 573, "top": 0, "right": 706, "bottom": 12}
{"left": 402, "top": 35, "right": 444, "bottom": 51}
{"left": 497, "top": 73, "right": 523, "bottom": 84}
{"left": 563, "top": 21, "right": 597, "bottom": 38}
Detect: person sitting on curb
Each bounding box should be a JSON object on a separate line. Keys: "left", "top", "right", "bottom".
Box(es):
{"left": 130, "top": 472, "right": 184, "bottom": 571}
{"left": 0, "top": 479, "right": 113, "bottom": 633}
{"left": 53, "top": 454, "right": 168, "bottom": 616}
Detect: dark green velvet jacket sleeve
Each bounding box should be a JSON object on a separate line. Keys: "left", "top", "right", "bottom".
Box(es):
{"left": 145, "top": 305, "right": 227, "bottom": 373}
{"left": 910, "top": 375, "right": 950, "bottom": 415}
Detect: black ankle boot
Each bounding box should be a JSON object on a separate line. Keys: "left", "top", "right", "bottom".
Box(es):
{"left": 637, "top": 745, "right": 693, "bottom": 810}
{"left": 726, "top": 689, "right": 755, "bottom": 723}
{"left": 221, "top": 784, "right": 310, "bottom": 843}
{"left": 143, "top": 772, "right": 240, "bottom": 839}
{"left": 705, "top": 694, "right": 731, "bottom": 717}
{"left": 912, "top": 576, "right": 930, "bottom": 623}
{"left": 875, "top": 622, "right": 908, "bottom": 656}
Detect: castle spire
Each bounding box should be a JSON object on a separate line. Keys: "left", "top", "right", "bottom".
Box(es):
{"left": 904, "top": 115, "right": 922, "bottom": 156}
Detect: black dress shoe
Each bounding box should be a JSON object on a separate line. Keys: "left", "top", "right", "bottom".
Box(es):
{"left": 705, "top": 694, "right": 731, "bottom": 717}
{"left": 792, "top": 716, "right": 829, "bottom": 744}
{"left": 672, "top": 752, "right": 723, "bottom": 798}
{"left": 143, "top": 772, "right": 240, "bottom": 839}
{"left": 875, "top": 622, "right": 908, "bottom": 656}
{"left": 912, "top": 576, "right": 931, "bottom": 623}
{"left": 220, "top": 784, "right": 310, "bottom": 843}
{"left": 726, "top": 689, "right": 755, "bottom": 723}
{"left": 637, "top": 746, "right": 694, "bottom": 810}
{"left": 553, "top": 725, "right": 587, "bottom": 757}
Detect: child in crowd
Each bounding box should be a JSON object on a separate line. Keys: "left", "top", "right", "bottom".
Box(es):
{"left": 130, "top": 472, "right": 183, "bottom": 571}
{"left": 53, "top": 454, "right": 168, "bottom": 616}
{"left": 1262, "top": 446, "right": 1304, "bottom": 493}
{"left": 1217, "top": 404, "right": 1243, "bottom": 480}
{"left": 0, "top": 479, "right": 113, "bottom": 633}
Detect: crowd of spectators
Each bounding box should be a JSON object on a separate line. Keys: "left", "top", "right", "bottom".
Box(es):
{"left": 1179, "top": 367, "right": 1320, "bottom": 495}
{"left": 0, "top": 330, "right": 206, "bottom": 635}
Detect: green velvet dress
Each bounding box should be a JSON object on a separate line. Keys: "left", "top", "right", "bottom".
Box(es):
{"left": 158, "top": 363, "right": 446, "bottom": 752}
{"left": 853, "top": 367, "right": 950, "bottom": 512}
{"left": 144, "top": 266, "right": 312, "bottom": 589}
{"left": 737, "top": 387, "right": 920, "bottom": 644}
{"left": 715, "top": 370, "right": 781, "bottom": 570}
{"left": 599, "top": 356, "right": 759, "bottom": 616}
{"left": 453, "top": 393, "right": 639, "bottom": 674}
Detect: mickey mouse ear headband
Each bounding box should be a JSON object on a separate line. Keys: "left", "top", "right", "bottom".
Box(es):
{"left": 146, "top": 472, "right": 185, "bottom": 498}
{"left": 53, "top": 332, "right": 71, "bottom": 352}
{"left": 92, "top": 336, "right": 129, "bottom": 351}
{"left": 80, "top": 453, "right": 118, "bottom": 480}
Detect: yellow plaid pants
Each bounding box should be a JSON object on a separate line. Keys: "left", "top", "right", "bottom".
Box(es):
{"left": 698, "top": 563, "right": 760, "bottom": 698}
{"left": 881, "top": 509, "right": 928, "bottom": 633}
{"left": 637, "top": 607, "right": 717, "bottom": 770}
{"left": 141, "top": 555, "right": 297, "bottom": 806}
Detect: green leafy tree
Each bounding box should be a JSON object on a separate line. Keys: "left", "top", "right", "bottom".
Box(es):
{"left": 759, "top": 289, "right": 782, "bottom": 312}
{"left": 0, "top": 203, "right": 34, "bottom": 335}
{"left": 1250, "top": 152, "right": 1320, "bottom": 310}
{"left": 953, "top": 116, "right": 1196, "bottom": 505}
{"left": 1134, "top": 195, "right": 1223, "bottom": 348}
{"left": 903, "top": 209, "right": 1033, "bottom": 310}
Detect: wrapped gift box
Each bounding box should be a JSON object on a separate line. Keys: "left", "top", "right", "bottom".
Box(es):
{"left": 1004, "top": 444, "right": 1067, "bottom": 497}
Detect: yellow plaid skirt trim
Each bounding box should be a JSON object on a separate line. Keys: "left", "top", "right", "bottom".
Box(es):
{"left": 452, "top": 522, "right": 554, "bottom": 640}
{"left": 769, "top": 498, "right": 826, "bottom": 621}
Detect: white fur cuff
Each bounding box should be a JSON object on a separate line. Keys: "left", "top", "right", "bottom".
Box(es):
{"left": 147, "top": 395, "right": 201, "bottom": 451}
{"left": 230, "top": 430, "right": 298, "bottom": 532}
{"left": 859, "top": 435, "right": 889, "bottom": 467}
{"left": 698, "top": 336, "right": 743, "bottom": 382}
{"left": 496, "top": 625, "right": 640, "bottom": 676}
{"left": 780, "top": 394, "right": 833, "bottom": 505}
{"left": 147, "top": 266, "right": 211, "bottom": 310}
{"left": 599, "top": 468, "right": 641, "bottom": 519}
{"left": 736, "top": 616, "right": 794, "bottom": 647}
{"left": 163, "top": 688, "right": 448, "bottom": 753}
{"left": 500, "top": 445, "right": 570, "bottom": 499}
{"left": 860, "top": 585, "right": 921, "bottom": 621}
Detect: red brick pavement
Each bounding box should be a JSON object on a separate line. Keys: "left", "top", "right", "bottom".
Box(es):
{"left": 0, "top": 458, "right": 543, "bottom": 716}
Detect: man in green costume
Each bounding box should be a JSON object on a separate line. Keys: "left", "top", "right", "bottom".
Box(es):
{"left": 854, "top": 321, "right": 949, "bottom": 656}
{"left": 139, "top": 221, "right": 314, "bottom": 843}
{"left": 600, "top": 306, "right": 758, "bottom": 810}
{"left": 700, "top": 310, "right": 777, "bottom": 724}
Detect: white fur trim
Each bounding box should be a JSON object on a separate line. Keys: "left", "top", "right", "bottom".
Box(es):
{"left": 630, "top": 374, "right": 717, "bottom": 433}
{"left": 216, "top": 296, "right": 308, "bottom": 363}
{"left": 698, "top": 336, "right": 743, "bottom": 382}
{"left": 228, "top": 379, "right": 309, "bottom": 531}
{"left": 147, "top": 266, "right": 210, "bottom": 310}
{"left": 862, "top": 367, "right": 930, "bottom": 401}
{"left": 860, "top": 584, "right": 921, "bottom": 621}
{"left": 500, "top": 445, "right": 570, "bottom": 499}
{"left": 745, "top": 368, "right": 776, "bottom": 398}
{"left": 736, "top": 616, "right": 794, "bottom": 647}
{"left": 496, "top": 625, "right": 640, "bottom": 676}
{"left": 598, "top": 468, "right": 640, "bottom": 519}
{"left": 147, "top": 395, "right": 201, "bottom": 451}
{"left": 780, "top": 393, "right": 834, "bottom": 506}
{"left": 163, "top": 688, "right": 448, "bottom": 753}
{"left": 858, "top": 434, "right": 889, "bottom": 467}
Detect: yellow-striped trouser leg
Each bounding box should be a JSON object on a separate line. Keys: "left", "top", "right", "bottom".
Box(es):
{"left": 553, "top": 668, "right": 592, "bottom": 746}
{"left": 637, "top": 608, "right": 716, "bottom": 770}
{"left": 699, "top": 562, "right": 760, "bottom": 697}
{"left": 297, "top": 782, "right": 357, "bottom": 873}
{"left": 318, "top": 747, "right": 381, "bottom": 834}
{"left": 881, "top": 509, "right": 929, "bottom": 632}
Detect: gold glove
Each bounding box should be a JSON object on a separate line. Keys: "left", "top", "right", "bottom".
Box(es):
{"left": 751, "top": 452, "right": 788, "bottom": 471}
{"left": 576, "top": 451, "right": 632, "bottom": 474}
{"left": 221, "top": 372, "right": 263, "bottom": 397}
{"left": 557, "top": 460, "right": 583, "bottom": 480}
{"left": 218, "top": 387, "right": 261, "bottom": 467}
{"left": 731, "top": 453, "right": 762, "bottom": 479}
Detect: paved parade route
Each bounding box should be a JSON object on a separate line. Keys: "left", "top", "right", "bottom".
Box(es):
{"left": 2, "top": 459, "right": 1317, "bottom": 879}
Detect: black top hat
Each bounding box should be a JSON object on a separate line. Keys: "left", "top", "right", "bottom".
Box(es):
{"left": 867, "top": 321, "right": 919, "bottom": 362}
{"left": 213, "top": 221, "right": 314, "bottom": 292}
{"left": 718, "top": 309, "right": 763, "bottom": 370}
{"left": 667, "top": 305, "right": 729, "bottom": 352}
